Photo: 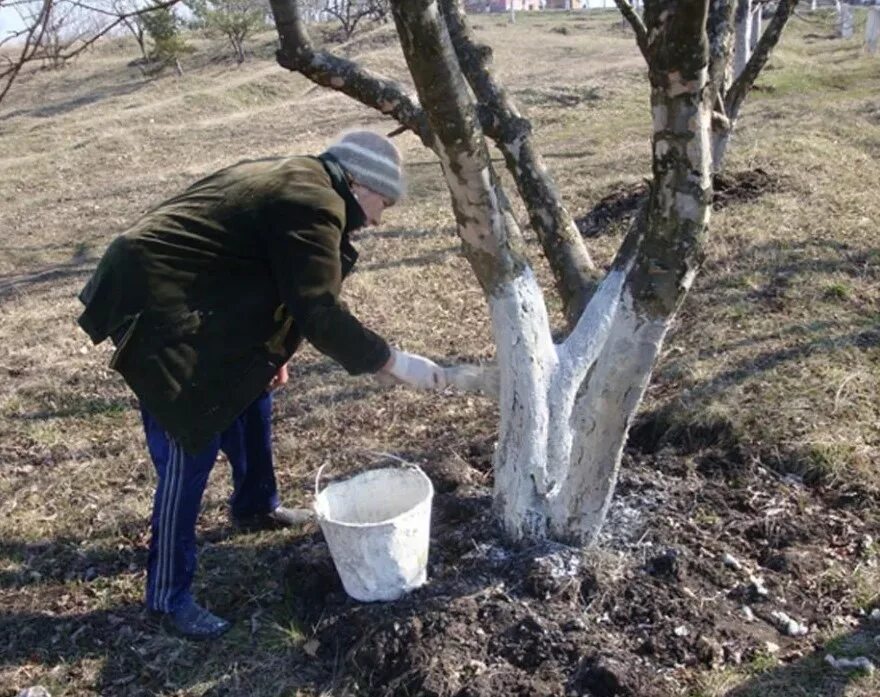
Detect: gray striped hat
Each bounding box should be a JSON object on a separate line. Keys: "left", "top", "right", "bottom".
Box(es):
{"left": 323, "top": 130, "right": 405, "bottom": 204}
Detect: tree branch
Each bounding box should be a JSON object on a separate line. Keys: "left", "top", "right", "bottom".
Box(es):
{"left": 268, "top": 0, "right": 429, "bottom": 141}
{"left": 725, "top": 0, "right": 798, "bottom": 120}
{"left": 706, "top": 0, "right": 736, "bottom": 104}
{"left": 0, "top": 0, "right": 51, "bottom": 103}
{"left": 440, "top": 0, "right": 596, "bottom": 326}
{"left": 388, "top": 0, "right": 530, "bottom": 293}
{"left": 613, "top": 0, "right": 649, "bottom": 61}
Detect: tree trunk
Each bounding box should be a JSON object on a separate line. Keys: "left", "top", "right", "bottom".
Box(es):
{"left": 391, "top": 0, "right": 712, "bottom": 545}
{"left": 716, "top": 0, "right": 797, "bottom": 171}
{"left": 866, "top": 7, "right": 880, "bottom": 53}
{"left": 440, "top": 0, "right": 596, "bottom": 325}
{"left": 838, "top": 3, "right": 853, "bottom": 38}
{"left": 734, "top": 0, "right": 752, "bottom": 77}
{"left": 750, "top": 5, "right": 761, "bottom": 49}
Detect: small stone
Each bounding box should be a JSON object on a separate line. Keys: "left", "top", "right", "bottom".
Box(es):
{"left": 674, "top": 624, "right": 689, "bottom": 637}
{"left": 869, "top": 608, "right": 880, "bottom": 622}
{"left": 302, "top": 639, "right": 320, "bottom": 657}
{"left": 563, "top": 617, "right": 587, "bottom": 632}
{"left": 741, "top": 605, "right": 756, "bottom": 622}
{"left": 771, "top": 610, "right": 808, "bottom": 637}
{"left": 765, "top": 641, "right": 781, "bottom": 654}
{"left": 824, "top": 654, "right": 875, "bottom": 674}
{"left": 723, "top": 553, "right": 743, "bottom": 571}
{"left": 17, "top": 688, "right": 51, "bottom": 697}
{"left": 749, "top": 574, "right": 770, "bottom": 597}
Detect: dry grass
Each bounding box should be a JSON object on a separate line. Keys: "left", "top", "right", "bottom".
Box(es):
{"left": 0, "top": 8, "right": 878, "bottom": 697}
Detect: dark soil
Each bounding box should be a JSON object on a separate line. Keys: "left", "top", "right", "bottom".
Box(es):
{"left": 284, "top": 437, "right": 879, "bottom": 697}
{"left": 576, "top": 168, "right": 782, "bottom": 238}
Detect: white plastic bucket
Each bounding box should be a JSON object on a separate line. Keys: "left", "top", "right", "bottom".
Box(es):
{"left": 314, "top": 465, "right": 434, "bottom": 602}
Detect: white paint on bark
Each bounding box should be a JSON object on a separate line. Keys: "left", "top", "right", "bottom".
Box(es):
{"left": 750, "top": 6, "right": 762, "bottom": 50}
{"left": 490, "top": 267, "right": 558, "bottom": 534}
{"left": 435, "top": 144, "right": 506, "bottom": 257}
{"left": 734, "top": 0, "right": 753, "bottom": 78}
{"left": 866, "top": 8, "right": 880, "bottom": 53}
{"left": 549, "top": 287, "right": 670, "bottom": 543}
{"left": 839, "top": 4, "right": 854, "bottom": 39}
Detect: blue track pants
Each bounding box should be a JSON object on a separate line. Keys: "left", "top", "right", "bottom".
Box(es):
{"left": 140, "top": 392, "right": 279, "bottom": 613}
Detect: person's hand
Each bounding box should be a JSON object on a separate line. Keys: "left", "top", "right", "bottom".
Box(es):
{"left": 378, "top": 349, "right": 447, "bottom": 390}
{"left": 268, "top": 363, "right": 289, "bottom": 391}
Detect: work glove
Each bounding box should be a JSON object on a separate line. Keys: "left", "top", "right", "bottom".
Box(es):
{"left": 379, "top": 349, "right": 499, "bottom": 398}
{"left": 380, "top": 349, "right": 447, "bottom": 390}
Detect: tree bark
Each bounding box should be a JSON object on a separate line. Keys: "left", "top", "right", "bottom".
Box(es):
{"left": 867, "top": 8, "right": 880, "bottom": 54}
{"left": 269, "top": 0, "right": 430, "bottom": 139}
{"left": 838, "top": 3, "right": 853, "bottom": 38}
{"left": 734, "top": 0, "right": 752, "bottom": 78}
{"left": 750, "top": 5, "right": 762, "bottom": 49}
{"left": 531, "top": 0, "right": 715, "bottom": 543}
{"left": 440, "top": 0, "right": 596, "bottom": 325}
{"left": 713, "top": 0, "right": 797, "bottom": 170}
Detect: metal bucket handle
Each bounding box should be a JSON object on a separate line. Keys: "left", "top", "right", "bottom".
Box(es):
{"left": 314, "top": 452, "right": 420, "bottom": 499}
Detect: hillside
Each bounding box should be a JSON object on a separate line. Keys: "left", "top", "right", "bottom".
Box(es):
{"left": 1, "top": 10, "right": 878, "bottom": 697}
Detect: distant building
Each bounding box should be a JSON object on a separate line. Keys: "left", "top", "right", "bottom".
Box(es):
{"left": 464, "top": 0, "right": 547, "bottom": 11}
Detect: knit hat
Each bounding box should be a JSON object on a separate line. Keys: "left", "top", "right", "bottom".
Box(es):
{"left": 323, "top": 130, "right": 405, "bottom": 204}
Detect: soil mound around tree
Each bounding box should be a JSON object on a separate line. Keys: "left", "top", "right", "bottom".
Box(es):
{"left": 576, "top": 168, "right": 782, "bottom": 238}
{"left": 284, "top": 443, "right": 879, "bottom": 696}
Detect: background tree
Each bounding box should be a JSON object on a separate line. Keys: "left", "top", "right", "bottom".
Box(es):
{"left": 187, "top": 0, "right": 266, "bottom": 62}
{"left": 141, "top": 4, "right": 190, "bottom": 73}
{"left": 0, "top": 0, "right": 181, "bottom": 103}
{"left": 321, "top": 0, "right": 376, "bottom": 38}
{"left": 269, "top": 0, "right": 799, "bottom": 544}
{"left": 112, "top": 0, "right": 150, "bottom": 61}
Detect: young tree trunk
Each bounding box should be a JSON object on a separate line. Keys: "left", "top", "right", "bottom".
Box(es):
{"left": 734, "top": 0, "right": 752, "bottom": 77}
{"left": 750, "top": 5, "right": 761, "bottom": 49}
{"left": 866, "top": 7, "right": 880, "bottom": 53}
{"left": 838, "top": 3, "right": 853, "bottom": 38}
{"left": 713, "top": 0, "right": 797, "bottom": 171}
{"left": 391, "top": 0, "right": 712, "bottom": 544}
{"left": 269, "top": 0, "right": 793, "bottom": 545}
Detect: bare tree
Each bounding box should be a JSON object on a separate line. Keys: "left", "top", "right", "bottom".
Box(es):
{"left": 321, "top": 0, "right": 374, "bottom": 38}
{"left": 0, "top": 0, "right": 181, "bottom": 104}
{"left": 187, "top": 0, "right": 266, "bottom": 62}
{"left": 112, "top": 0, "right": 150, "bottom": 61}
{"left": 269, "top": 0, "right": 797, "bottom": 543}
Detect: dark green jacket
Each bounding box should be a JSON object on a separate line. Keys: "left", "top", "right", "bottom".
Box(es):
{"left": 77, "top": 154, "right": 390, "bottom": 453}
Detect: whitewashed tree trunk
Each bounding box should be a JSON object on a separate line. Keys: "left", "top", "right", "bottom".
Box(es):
{"left": 712, "top": 0, "right": 797, "bottom": 172}
{"left": 734, "top": 0, "right": 753, "bottom": 77}
{"left": 500, "top": 7, "right": 712, "bottom": 543}
{"left": 750, "top": 5, "right": 762, "bottom": 49}
{"left": 272, "top": 0, "right": 793, "bottom": 545}
{"left": 839, "top": 3, "right": 854, "bottom": 38}
{"left": 866, "top": 8, "right": 880, "bottom": 53}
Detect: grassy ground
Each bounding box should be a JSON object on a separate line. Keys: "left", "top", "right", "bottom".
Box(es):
{"left": 0, "top": 8, "right": 878, "bottom": 697}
